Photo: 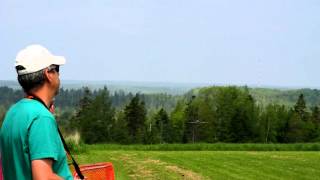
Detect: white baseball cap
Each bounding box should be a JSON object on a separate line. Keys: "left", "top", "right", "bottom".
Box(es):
{"left": 15, "top": 44, "right": 66, "bottom": 75}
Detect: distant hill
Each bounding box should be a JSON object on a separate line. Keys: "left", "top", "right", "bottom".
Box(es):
{"left": 0, "top": 80, "right": 209, "bottom": 95}
{"left": 249, "top": 87, "right": 320, "bottom": 107}
{"left": 188, "top": 86, "right": 320, "bottom": 108}
{"left": 1, "top": 80, "right": 320, "bottom": 108}
{"left": 0, "top": 80, "right": 21, "bottom": 89}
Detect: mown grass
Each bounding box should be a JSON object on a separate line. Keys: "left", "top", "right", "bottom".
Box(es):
{"left": 76, "top": 150, "right": 320, "bottom": 180}
{"left": 73, "top": 144, "right": 320, "bottom": 180}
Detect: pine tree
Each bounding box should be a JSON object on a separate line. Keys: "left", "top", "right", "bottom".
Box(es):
{"left": 215, "top": 87, "right": 238, "bottom": 142}
{"left": 286, "top": 94, "right": 310, "bottom": 142}
{"left": 124, "top": 94, "right": 147, "bottom": 143}
{"left": 311, "top": 106, "right": 320, "bottom": 125}
{"left": 274, "top": 105, "right": 290, "bottom": 143}
{"left": 154, "top": 108, "right": 171, "bottom": 143}
{"left": 70, "top": 87, "right": 93, "bottom": 132}
{"left": 294, "top": 94, "right": 307, "bottom": 121}
{"left": 309, "top": 106, "right": 320, "bottom": 141}
{"left": 287, "top": 111, "right": 305, "bottom": 142}
{"left": 183, "top": 96, "right": 199, "bottom": 143}
{"left": 111, "top": 110, "right": 129, "bottom": 144}
{"left": 231, "top": 93, "right": 257, "bottom": 142}
{"left": 170, "top": 100, "right": 186, "bottom": 143}
{"left": 197, "top": 96, "right": 216, "bottom": 143}
{"left": 73, "top": 87, "right": 115, "bottom": 144}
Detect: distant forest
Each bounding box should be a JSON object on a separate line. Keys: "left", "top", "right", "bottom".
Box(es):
{"left": 0, "top": 86, "right": 320, "bottom": 144}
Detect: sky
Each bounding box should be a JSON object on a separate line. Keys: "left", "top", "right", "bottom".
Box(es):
{"left": 1, "top": 0, "right": 320, "bottom": 88}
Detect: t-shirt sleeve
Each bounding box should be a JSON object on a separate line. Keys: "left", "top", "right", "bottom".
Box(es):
{"left": 28, "top": 116, "right": 60, "bottom": 161}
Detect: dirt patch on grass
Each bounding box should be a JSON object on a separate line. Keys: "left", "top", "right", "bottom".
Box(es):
{"left": 142, "top": 159, "right": 166, "bottom": 166}
{"left": 119, "top": 155, "right": 132, "bottom": 161}
{"left": 139, "top": 158, "right": 204, "bottom": 179}
{"left": 117, "top": 154, "right": 204, "bottom": 179}
{"left": 270, "top": 154, "right": 294, "bottom": 160}
{"left": 128, "top": 167, "right": 154, "bottom": 180}
{"left": 166, "top": 165, "right": 204, "bottom": 180}
{"left": 119, "top": 154, "right": 157, "bottom": 180}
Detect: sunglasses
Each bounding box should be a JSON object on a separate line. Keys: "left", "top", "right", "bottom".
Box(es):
{"left": 48, "top": 65, "right": 60, "bottom": 73}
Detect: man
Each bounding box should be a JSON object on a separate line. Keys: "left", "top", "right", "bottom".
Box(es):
{"left": 0, "top": 45, "right": 72, "bottom": 180}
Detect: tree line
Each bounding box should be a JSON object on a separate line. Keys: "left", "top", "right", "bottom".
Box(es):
{"left": 0, "top": 86, "right": 178, "bottom": 127}
{"left": 65, "top": 86, "right": 320, "bottom": 144}
{"left": 1, "top": 86, "right": 320, "bottom": 144}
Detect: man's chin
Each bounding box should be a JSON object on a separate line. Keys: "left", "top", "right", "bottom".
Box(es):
{"left": 55, "top": 88, "right": 60, "bottom": 96}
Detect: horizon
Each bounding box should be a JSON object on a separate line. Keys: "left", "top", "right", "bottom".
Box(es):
{"left": 1, "top": 79, "right": 319, "bottom": 90}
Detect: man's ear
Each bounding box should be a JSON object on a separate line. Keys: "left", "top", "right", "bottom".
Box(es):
{"left": 43, "top": 69, "right": 54, "bottom": 83}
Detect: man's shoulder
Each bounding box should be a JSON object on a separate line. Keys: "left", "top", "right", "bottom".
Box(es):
{"left": 9, "top": 98, "right": 53, "bottom": 118}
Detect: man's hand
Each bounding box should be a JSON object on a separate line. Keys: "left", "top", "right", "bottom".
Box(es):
{"left": 31, "top": 159, "right": 64, "bottom": 180}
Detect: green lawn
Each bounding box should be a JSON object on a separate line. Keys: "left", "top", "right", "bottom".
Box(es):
{"left": 75, "top": 150, "right": 320, "bottom": 180}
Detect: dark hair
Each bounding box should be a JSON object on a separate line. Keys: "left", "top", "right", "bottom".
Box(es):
{"left": 16, "top": 66, "right": 46, "bottom": 94}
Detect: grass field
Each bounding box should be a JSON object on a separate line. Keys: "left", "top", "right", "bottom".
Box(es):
{"left": 74, "top": 144, "right": 320, "bottom": 180}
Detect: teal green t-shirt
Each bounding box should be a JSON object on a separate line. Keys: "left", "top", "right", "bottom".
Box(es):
{"left": 0, "top": 98, "right": 72, "bottom": 180}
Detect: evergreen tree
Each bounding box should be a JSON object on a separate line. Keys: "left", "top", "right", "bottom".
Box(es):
{"left": 287, "top": 111, "right": 305, "bottom": 142}
{"left": 111, "top": 110, "right": 129, "bottom": 144}
{"left": 311, "top": 106, "right": 320, "bottom": 125}
{"left": 70, "top": 87, "right": 93, "bottom": 132}
{"left": 183, "top": 96, "right": 200, "bottom": 143}
{"left": 311, "top": 106, "right": 320, "bottom": 141}
{"left": 197, "top": 96, "right": 216, "bottom": 143}
{"left": 294, "top": 94, "right": 307, "bottom": 121}
{"left": 231, "top": 93, "right": 258, "bottom": 142}
{"left": 73, "top": 87, "right": 115, "bottom": 144}
{"left": 154, "top": 108, "right": 171, "bottom": 143}
{"left": 215, "top": 87, "right": 239, "bottom": 142}
{"left": 124, "top": 94, "right": 147, "bottom": 143}
{"left": 170, "top": 100, "right": 186, "bottom": 143}
{"left": 274, "top": 105, "right": 290, "bottom": 143}
{"left": 286, "top": 94, "right": 310, "bottom": 142}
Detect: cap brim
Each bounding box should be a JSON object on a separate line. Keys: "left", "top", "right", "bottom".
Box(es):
{"left": 52, "top": 56, "right": 66, "bottom": 65}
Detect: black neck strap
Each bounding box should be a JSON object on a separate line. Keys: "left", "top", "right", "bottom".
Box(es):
{"left": 27, "top": 95, "right": 84, "bottom": 180}
{"left": 26, "top": 95, "right": 49, "bottom": 109}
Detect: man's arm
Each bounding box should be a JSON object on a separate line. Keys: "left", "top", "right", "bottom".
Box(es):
{"left": 31, "top": 159, "right": 63, "bottom": 180}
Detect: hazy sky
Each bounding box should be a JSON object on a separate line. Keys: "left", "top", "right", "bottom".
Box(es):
{"left": 1, "top": 0, "right": 320, "bottom": 87}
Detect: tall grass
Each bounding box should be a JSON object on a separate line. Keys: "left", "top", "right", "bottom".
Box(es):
{"left": 85, "top": 143, "right": 320, "bottom": 152}
{"left": 65, "top": 132, "right": 87, "bottom": 154}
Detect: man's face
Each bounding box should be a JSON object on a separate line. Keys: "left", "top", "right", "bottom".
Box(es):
{"left": 54, "top": 72, "right": 60, "bottom": 96}
{"left": 47, "top": 65, "right": 60, "bottom": 95}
